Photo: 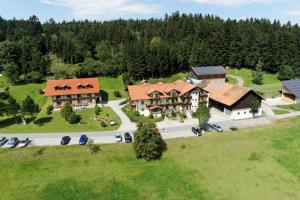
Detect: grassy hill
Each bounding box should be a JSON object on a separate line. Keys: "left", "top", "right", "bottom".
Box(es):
{"left": 1, "top": 117, "right": 300, "bottom": 199}
{"left": 227, "top": 68, "right": 282, "bottom": 97}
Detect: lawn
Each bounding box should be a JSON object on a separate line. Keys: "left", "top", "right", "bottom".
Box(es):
{"left": 100, "top": 75, "right": 127, "bottom": 101}
{"left": 273, "top": 109, "right": 290, "bottom": 115}
{"left": 227, "top": 68, "right": 282, "bottom": 97}
{"left": 278, "top": 103, "right": 300, "bottom": 111}
{"left": 1, "top": 117, "right": 300, "bottom": 199}
{"left": 147, "top": 72, "right": 188, "bottom": 84}
{"left": 0, "top": 106, "right": 120, "bottom": 133}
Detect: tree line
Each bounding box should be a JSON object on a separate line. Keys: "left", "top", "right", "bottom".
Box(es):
{"left": 0, "top": 12, "right": 300, "bottom": 84}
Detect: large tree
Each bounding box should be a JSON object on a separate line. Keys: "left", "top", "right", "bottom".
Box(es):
{"left": 21, "top": 96, "right": 40, "bottom": 118}
{"left": 193, "top": 105, "right": 211, "bottom": 131}
{"left": 134, "top": 121, "right": 167, "bottom": 161}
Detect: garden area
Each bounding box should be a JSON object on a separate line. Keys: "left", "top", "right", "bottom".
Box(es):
{"left": 227, "top": 68, "right": 282, "bottom": 97}
{"left": 1, "top": 117, "right": 300, "bottom": 199}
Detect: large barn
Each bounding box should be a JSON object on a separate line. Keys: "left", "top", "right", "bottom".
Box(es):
{"left": 190, "top": 66, "right": 227, "bottom": 84}
{"left": 282, "top": 79, "right": 300, "bottom": 103}
{"left": 204, "top": 82, "right": 263, "bottom": 119}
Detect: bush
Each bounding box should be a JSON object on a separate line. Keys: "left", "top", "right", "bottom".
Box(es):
{"left": 87, "top": 139, "right": 101, "bottom": 154}
{"left": 67, "top": 112, "right": 81, "bottom": 124}
{"left": 95, "top": 105, "right": 101, "bottom": 115}
{"left": 61, "top": 102, "right": 73, "bottom": 120}
{"left": 171, "top": 111, "right": 177, "bottom": 118}
{"left": 113, "top": 90, "right": 122, "bottom": 97}
{"left": 46, "top": 105, "right": 54, "bottom": 115}
{"left": 38, "top": 88, "right": 44, "bottom": 94}
{"left": 100, "top": 121, "right": 107, "bottom": 127}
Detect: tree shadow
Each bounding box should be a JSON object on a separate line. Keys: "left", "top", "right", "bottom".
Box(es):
{"left": 34, "top": 116, "right": 53, "bottom": 126}
{"left": 0, "top": 116, "right": 22, "bottom": 128}
{"left": 100, "top": 90, "right": 109, "bottom": 104}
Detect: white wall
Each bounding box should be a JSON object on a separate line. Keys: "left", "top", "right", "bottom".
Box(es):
{"left": 191, "top": 90, "right": 200, "bottom": 112}
{"left": 224, "top": 107, "right": 262, "bottom": 120}
{"left": 135, "top": 100, "right": 151, "bottom": 117}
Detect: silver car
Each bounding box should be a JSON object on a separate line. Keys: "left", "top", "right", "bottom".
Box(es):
{"left": 17, "top": 138, "right": 30, "bottom": 148}
{"left": 211, "top": 124, "right": 224, "bottom": 132}
{"left": 0, "top": 137, "right": 8, "bottom": 146}
{"left": 5, "top": 137, "right": 19, "bottom": 148}
{"left": 115, "top": 133, "right": 122, "bottom": 143}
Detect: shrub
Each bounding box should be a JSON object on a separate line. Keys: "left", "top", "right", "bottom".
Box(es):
{"left": 87, "top": 139, "right": 101, "bottom": 154}
{"left": 61, "top": 102, "right": 73, "bottom": 120}
{"left": 95, "top": 105, "right": 101, "bottom": 115}
{"left": 46, "top": 105, "right": 54, "bottom": 115}
{"left": 171, "top": 111, "right": 177, "bottom": 118}
{"left": 100, "top": 121, "right": 107, "bottom": 127}
{"left": 149, "top": 114, "right": 154, "bottom": 119}
{"left": 67, "top": 112, "right": 81, "bottom": 124}
{"left": 113, "top": 90, "right": 122, "bottom": 97}
{"left": 38, "top": 88, "right": 44, "bottom": 94}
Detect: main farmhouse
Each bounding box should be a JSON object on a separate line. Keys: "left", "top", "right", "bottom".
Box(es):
{"left": 190, "top": 66, "right": 263, "bottom": 119}
{"left": 127, "top": 80, "right": 209, "bottom": 117}
{"left": 127, "top": 66, "right": 263, "bottom": 120}
{"left": 45, "top": 78, "right": 100, "bottom": 108}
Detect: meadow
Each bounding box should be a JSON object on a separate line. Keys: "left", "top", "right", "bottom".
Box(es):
{"left": 1, "top": 117, "right": 300, "bottom": 199}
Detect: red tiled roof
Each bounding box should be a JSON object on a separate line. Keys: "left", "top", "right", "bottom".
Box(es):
{"left": 128, "top": 80, "right": 197, "bottom": 101}
{"left": 44, "top": 78, "right": 100, "bottom": 96}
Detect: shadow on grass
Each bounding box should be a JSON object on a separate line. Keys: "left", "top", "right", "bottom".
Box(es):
{"left": 0, "top": 116, "right": 39, "bottom": 128}
{"left": 34, "top": 116, "right": 53, "bottom": 126}
{"left": 100, "top": 90, "right": 109, "bottom": 104}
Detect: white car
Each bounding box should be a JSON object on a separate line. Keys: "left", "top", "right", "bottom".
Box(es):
{"left": 115, "top": 133, "right": 122, "bottom": 143}
{"left": 5, "top": 137, "right": 19, "bottom": 148}
{"left": 17, "top": 138, "right": 30, "bottom": 148}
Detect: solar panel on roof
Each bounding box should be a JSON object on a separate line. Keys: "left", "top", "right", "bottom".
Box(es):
{"left": 193, "top": 66, "right": 226, "bottom": 75}
{"left": 282, "top": 79, "right": 300, "bottom": 98}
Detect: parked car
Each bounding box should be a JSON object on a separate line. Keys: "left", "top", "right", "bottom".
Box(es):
{"left": 0, "top": 137, "right": 8, "bottom": 146}
{"left": 124, "top": 132, "right": 132, "bottom": 143}
{"left": 5, "top": 137, "right": 19, "bottom": 148}
{"left": 79, "top": 135, "right": 88, "bottom": 145}
{"left": 17, "top": 138, "right": 30, "bottom": 148}
{"left": 162, "top": 128, "right": 168, "bottom": 132}
{"left": 60, "top": 136, "right": 71, "bottom": 145}
{"left": 192, "top": 127, "right": 202, "bottom": 136}
{"left": 202, "top": 123, "right": 213, "bottom": 132}
{"left": 115, "top": 133, "right": 122, "bottom": 143}
{"left": 211, "top": 124, "right": 224, "bottom": 132}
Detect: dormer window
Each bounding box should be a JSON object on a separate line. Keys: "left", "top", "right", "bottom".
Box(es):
{"left": 63, "top": 85, "right": 71, "bottom": 90}
{"left": 170, "top": 91, "right": 177, "bottom": 97}
{"left": 55, "top": 85, "right": 62, "bottom": 91}
{"left": 86, "top": 84, "right": 93, "bottom": 89}
{"left": 77, "top": 84, "right": 85, "bottom": 89}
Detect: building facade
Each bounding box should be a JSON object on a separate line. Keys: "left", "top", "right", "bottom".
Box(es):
{"left": 44, "top": 78, "right": 100, "bottom": 108}
{"left": 204, "top": 82, "right": 263, "bottom": 119}
{"left": 128, "top": 80, "right": 209, "bottom": 117}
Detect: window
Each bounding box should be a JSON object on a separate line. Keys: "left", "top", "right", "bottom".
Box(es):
{"left": 249, "top": 110, "right": 252, "bottom": 113}
{"left": 141, "top": 108, "right": 144, "bottom": 111}
{"left": 237, "top": 112, "right": 240, "bottom": 115}
{"left": 141, "top": 101, "right": 144, "bottom": 105}
{"left": 244, "top": 112, "right": 246, "bottom": 114}
{"left": 150, "top": 100, "right": 153, "bottom": 104}
{"left": 166, "top": 99, "right": 169, "bottom": 103}
{"left": 160, "top": 99, "right": 163, "bottom": 104}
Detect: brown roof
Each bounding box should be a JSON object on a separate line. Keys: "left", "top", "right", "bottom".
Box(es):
{"left": 44, "top": 78, "right": 100, "bottom": 96}
{"left": 204, "top": 82, "right": 251, "bottom": 106}
{"left": 128, "top": 80, "right": 197, "bottom": 101}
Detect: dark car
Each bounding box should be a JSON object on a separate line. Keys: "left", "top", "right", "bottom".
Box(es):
{"left": 192, "top": 127, "right": 201, "bottom": 136}
{"left": 61, "top": 136, "right": 71, "bottom": 145}
{"left": 202, "top": 123, "right": 213, "bottom": 132}
{"left": 0, "top": 137, "right": 8, "bottom": 146}
{"left": 79, "top": 135, "right": 88, "bottom": 145}
{"left": 211, "top": 124, "right": 224, "bottom": 132}
{"left": 124, "top": 132, "right": 132, "bottom": 143}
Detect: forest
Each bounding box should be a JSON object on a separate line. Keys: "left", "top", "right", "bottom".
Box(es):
{"left": 0, "top": 12, "right": 299, "bottom": 84}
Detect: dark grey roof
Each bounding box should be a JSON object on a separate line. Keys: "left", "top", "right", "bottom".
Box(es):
{"left": 192, "top": 66, "right": 226, "bottom": 76}
{"left": 282, "top": 79, "right": 300, "bottom": 98}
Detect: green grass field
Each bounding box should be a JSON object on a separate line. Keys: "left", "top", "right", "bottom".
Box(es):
{"left": 147, "top": 72, "right": 187, "bottom": 84}
{"left": 1, "top": 117, "right": 300, "bottom": 199}
{"left": 100, "top": 76, "right": 127, "bottom": 101}
{"left": 273, "top": 109, "right": 291, "bottom": 115}
{"left": 278, "top": 103, "right": 300, "bottom": 111}
{"left": 227, "top": 68, "right": 282, "bottom": 97}
{"left": 0, "top": 106, "right": 121, "bottom": 133}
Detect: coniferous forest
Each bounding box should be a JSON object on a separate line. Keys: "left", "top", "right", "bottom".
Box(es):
{"left": 0, "top": 12, "right": 300, "bottom": 84}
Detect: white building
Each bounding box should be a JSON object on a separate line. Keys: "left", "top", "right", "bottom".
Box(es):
{"left": 127, "top": 80, "right": 209, "bottom": 118}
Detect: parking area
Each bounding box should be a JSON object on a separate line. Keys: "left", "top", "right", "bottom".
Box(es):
{"left": 264, "top": 97, "right": 294, "bottom": 106}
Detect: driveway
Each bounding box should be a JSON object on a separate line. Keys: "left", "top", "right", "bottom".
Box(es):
{"left": 264, "top": 97, "right": 294, "bottom": 106}
{"left": 102, "top": 99, "right": 136, "bottom": 131}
